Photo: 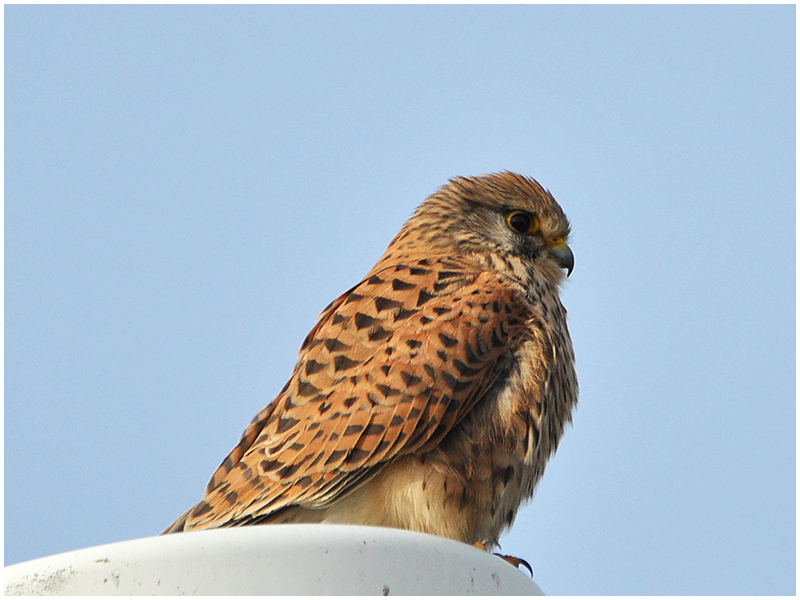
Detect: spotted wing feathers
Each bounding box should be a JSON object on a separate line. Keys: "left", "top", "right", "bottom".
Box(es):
{"left": 165, "top": 257, "right": 531, "bottom": 532}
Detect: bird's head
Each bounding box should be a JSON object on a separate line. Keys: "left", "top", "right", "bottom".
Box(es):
{"left": 386, "top": 171, "right": 574, "bottom": 285}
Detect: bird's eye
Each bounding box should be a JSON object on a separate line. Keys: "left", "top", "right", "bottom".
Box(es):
{"left": 506, "top": 211, "right": 539, "bottom": 235}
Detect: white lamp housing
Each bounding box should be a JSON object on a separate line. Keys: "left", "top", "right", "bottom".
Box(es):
{"left": 4, "top": 525, "right": 544, "bottom": 595}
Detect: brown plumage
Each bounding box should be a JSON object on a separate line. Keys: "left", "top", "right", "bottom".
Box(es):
{"left": 164, "top": 172, "right": 577, "bottom": 549}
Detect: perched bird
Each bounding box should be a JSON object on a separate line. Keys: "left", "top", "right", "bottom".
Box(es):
{"left": 164, "top": 172, "right": 577, "bottom": 555}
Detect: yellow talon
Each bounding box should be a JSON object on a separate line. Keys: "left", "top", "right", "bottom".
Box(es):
{"left": 472, "top": 541, "right": 533, "bottom": 577}
{"left": 495, "top": 553, "right": 533, "bottom": 577}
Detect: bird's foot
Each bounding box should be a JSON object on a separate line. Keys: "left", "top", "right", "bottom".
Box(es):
{"left": 472, "top": 541, "right": 533, "bottom": 577}
{"left": 494, "top": 553, "right": 533, "bottom": 577}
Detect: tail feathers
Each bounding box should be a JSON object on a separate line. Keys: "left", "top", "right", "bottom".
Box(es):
{"left": 161, "top": 505, "right": 196, "bottom": 535}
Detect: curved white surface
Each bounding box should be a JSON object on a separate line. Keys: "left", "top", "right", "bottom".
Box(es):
{"left": 4, "top": 525, "right": 543, "bottom": 595}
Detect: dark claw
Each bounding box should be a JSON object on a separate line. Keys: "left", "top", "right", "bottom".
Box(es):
{"left": 494, "top": 553, "right": 533, "bottom": 577}
{"left": 516, "top": 557, "right": 533, "bottom": 578}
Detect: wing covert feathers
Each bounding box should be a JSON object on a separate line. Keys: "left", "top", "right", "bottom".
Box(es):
{"left": 168, "top": 256, "right": 532, "bottom": 532}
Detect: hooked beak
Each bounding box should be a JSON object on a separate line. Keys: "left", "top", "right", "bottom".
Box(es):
{"left": 548, "top": 239, "right": 574, "bottom": 276}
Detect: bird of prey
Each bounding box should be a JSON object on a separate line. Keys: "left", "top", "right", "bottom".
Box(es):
{"left": 164, "top": 172, "right": 577, "bottom": 555}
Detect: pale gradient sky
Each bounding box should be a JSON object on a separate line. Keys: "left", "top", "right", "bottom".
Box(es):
{"left": 5, "top": 5, "right": 795, "bottom": 595}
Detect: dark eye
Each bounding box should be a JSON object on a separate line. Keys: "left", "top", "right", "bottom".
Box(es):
{"left": 506, "top": 211, "right": 540, "bottom": 235}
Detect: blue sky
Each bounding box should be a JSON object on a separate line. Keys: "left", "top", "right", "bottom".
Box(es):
{"left": 5, "top": 5, "right": 795, "bottom": 595}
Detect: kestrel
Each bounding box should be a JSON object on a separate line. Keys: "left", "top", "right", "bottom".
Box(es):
{"left": 164, "top": 172, "right": 577, "bottom": 554}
